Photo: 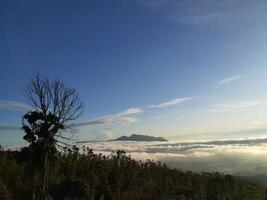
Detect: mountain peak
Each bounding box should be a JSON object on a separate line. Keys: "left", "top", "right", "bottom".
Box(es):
{"left": 114, "top": 134, "right": 168, "bottom": 142}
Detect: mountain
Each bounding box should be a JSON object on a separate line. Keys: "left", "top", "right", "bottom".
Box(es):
{"left": 114, "top": 134, "right": 168, "bottom": 141}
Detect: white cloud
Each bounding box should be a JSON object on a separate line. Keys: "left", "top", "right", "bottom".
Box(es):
{"left": 218, "top": 75, "right": 244, "bottom": 85}
{"left": 149, "top": 97, "right": 193, "bottom": 108}
{"left": 209, "top": 99, "right": 267, "bottom": 112}
{"left": 0, "top": 100, "right": 32, "bottom": 112}
{"left": 116, "top": 107, "right": 142, "bottom": 116}
{"left": 101, "top": 129, "right": 115, "bottom": 140}
{"left": 75, "top": 107, "right": 143, "bottom": 127}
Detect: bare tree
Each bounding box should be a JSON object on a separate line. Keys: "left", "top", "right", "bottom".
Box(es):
{"left": 22, "top": 74, "right": 84, "bottom": 200}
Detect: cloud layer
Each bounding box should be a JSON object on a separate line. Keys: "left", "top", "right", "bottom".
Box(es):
{"left": 79, "top": 137, "right": 267, "bottom": 175}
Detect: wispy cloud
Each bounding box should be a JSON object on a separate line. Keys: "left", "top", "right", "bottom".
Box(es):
{"left": 149, "top": 97, "right": 193, "bottom": 108}
{"left": 166, "top": 0, "right": 241, "bottom": 25}
{"left": 0, "top": 100, "right": 32, "bottom": 112}
{"left": 134, "top": 0, "right": 172, "bottom": 9}
{"left": 0, "top": 125, "right": 20, "bottom": 131}
{"left": 135, "top": 0, "right": 267, "bottom": 26}
{"left": 74, "top": 107, "right": 143, "bottom": 127}
{"left": 218, "top": 75, "right": 244, "bottom": 85}
{"left": 209, "top": 99, "right": 267, "bottom": 112}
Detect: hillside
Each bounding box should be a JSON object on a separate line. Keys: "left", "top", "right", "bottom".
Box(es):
{"left": 114, "top": 134, "right": 168, "bottom": 141}
{"left": 0, "top": 148, "right": 266, "bottom": 200}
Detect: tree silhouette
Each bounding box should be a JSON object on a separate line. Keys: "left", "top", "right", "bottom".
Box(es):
{"left": 22, "top": 75, "right": 83, "bottom": 199}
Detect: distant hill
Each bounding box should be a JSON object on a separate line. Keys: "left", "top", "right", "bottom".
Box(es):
{"left": 114, "top": 134, "right": 168, "bottom": 142}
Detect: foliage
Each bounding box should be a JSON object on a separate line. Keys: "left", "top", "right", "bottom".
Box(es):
{"left": 0, "top": 148, "right": 266, "bottom": 200}
{"left": 22, "top": 74, "right": 83, "bottom": 155}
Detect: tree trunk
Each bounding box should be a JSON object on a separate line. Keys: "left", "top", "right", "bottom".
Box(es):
{"left": 39, "top": 147, "right": 49, "bottom": 200}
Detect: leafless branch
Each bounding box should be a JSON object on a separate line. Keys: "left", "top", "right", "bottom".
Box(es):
{"left": 24, "top": 74, "right": 84, "bottom": 131}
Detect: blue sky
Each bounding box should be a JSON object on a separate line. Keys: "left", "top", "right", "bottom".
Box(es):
{"left": 1, "top": 0, "right": 267, "bottom": 145}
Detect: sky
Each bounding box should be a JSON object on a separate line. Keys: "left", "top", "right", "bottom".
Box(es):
{"left": 1, "top": 0, "right": 267, "bottom": 146}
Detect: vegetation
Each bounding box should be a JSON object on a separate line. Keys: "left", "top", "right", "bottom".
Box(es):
{"left": 0, "top": 147, "right": 267, "bottom": 200}
{"left": 1, "top": 76, "right": 266, "bottom": 199}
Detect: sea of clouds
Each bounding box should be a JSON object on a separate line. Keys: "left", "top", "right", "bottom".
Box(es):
{"left": 78, "top": 137, "right": 267, "bottom": 175}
